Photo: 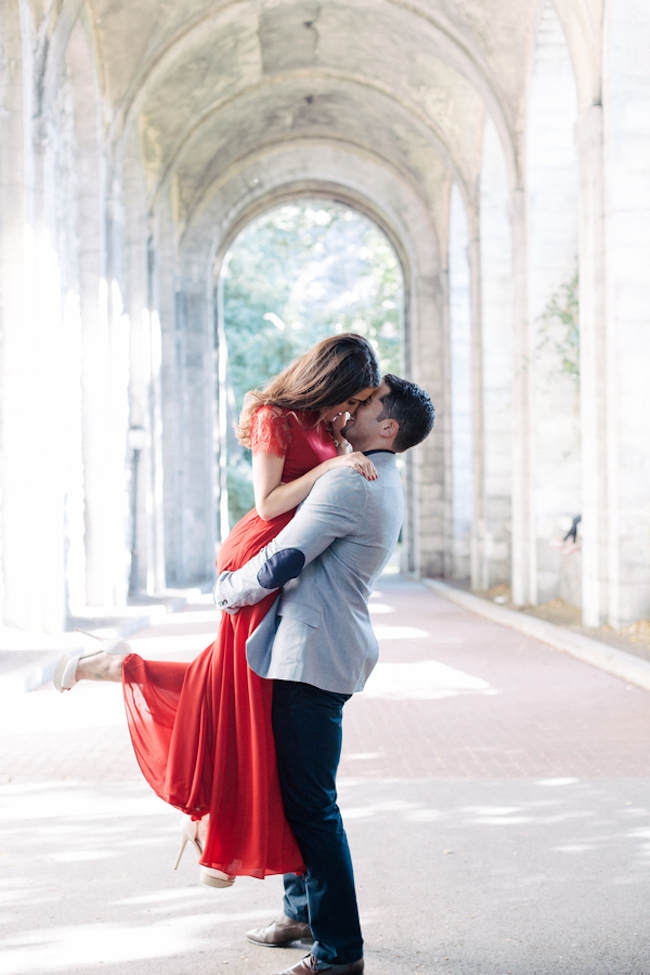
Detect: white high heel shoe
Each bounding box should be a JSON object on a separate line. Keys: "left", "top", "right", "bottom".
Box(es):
{"left": 200, "top": 867, "right": 236, "bottom": 888}
{"left": 53, "top": 635, "right": 132, "bottom": 693}
{"left": 174, "top": 814, "right": 235, "bottom": 888}
{"left": 174, "top": 814, "right": 208, "bottom": 868}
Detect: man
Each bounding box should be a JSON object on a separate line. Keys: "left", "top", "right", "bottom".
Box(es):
{"left": 214, "top": 374, "right": 435, "bottom": 975}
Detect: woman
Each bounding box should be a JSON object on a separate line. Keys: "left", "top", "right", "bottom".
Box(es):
{"left": 55, "top": 333, "right": 379, "bottom": 886}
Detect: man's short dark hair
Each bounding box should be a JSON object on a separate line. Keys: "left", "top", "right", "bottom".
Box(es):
{"left": 377, "top": 374, "right": 435, "bottom": 452}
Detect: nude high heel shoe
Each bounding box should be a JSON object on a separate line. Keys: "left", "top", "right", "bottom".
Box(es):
{"left": 53, "top": 633, "right": 132, "bottom": 693}
{"left": 174, "top": 814, "right": 208, "bottom": 869}
{"left": 174, "top": 815, "right": 236, "bottom": 888}
{"left": 200, "top": 867, "right": 236, "bottom": 888}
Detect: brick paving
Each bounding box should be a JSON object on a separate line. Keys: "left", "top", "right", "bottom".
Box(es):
{"left": 342, "top": 581, "right": 650, "bottom": 780}
{"left": 1, "top": 578, "right": 649, "bottom": 975}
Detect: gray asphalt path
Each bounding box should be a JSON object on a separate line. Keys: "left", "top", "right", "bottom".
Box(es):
{"left": 1, "top": 578, "right": 649, "bottom": 975}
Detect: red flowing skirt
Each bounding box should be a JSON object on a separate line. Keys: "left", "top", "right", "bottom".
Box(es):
{"left": 121, "top": 507, "right": 305, "bottom": 879}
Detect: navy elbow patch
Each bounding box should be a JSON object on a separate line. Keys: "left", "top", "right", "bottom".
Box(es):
{"left": 257, "top": 548, "right": 305, "bottom": 589}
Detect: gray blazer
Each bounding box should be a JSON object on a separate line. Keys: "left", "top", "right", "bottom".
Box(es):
{"left": 214, "top": 451, "right": 404, "bottom": 694}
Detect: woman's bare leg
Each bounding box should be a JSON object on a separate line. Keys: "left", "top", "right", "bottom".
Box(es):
{"left": 76, "top": 650, "right": 127, "bottom": 683}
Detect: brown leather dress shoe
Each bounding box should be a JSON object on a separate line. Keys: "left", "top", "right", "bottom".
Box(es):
{"left": 246, "top": 914, "right": 314, "bottom": 947}
{"left": 271, "top": 954, "right": 364, "bottom": 975}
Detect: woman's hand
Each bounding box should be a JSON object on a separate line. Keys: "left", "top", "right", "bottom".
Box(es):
{"left": 252, "top": 437, "right": 377, "bottom": 522}
{"left": 329, "top": 451, "right": 378, "bottom": 480}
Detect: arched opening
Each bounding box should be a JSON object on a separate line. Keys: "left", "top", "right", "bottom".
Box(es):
{"left": 216, "top": 199, "right": 404, "bottom": 533}
{"left": 163, "top": 145, "right": 442, "bottom": 589}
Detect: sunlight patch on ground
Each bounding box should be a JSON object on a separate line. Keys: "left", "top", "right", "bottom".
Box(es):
{"left": 372, "top": 625, "right": 429, "bottom": 640}
{"left": 537, "top": 778, "right": 581, "bottom": 786}
{"left": 345, "top": 798, "right": 425, "bottom": 820}
{"left": 344, "top": 752, "right": 382, "bottom": 761}
{"left": 0, "top": 683, "right": 126, "bottom": 736}
{"left": 363, "top": 660, "right": 498, "bottom": 700}
{"left": 116, "top": 888, "right": 206, "bottom": 906}
{"left": 0, "top": 783, "right": 167, "bottom": 822}
{"left": 368, "top": 603, "right": 395, "bottom": 614}
{"left": 50, "top": 850, "right": 117, "bottom": 862}
{"left": 1, "top": 916, "right": 221, "bottom": 973}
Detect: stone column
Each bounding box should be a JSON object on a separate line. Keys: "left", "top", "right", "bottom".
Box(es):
{"left": 75, "top": 67, "right": 130, "bottom": 610}
{"left": 180, "top": 272, "right": 218, "bottom": 584}
{"left": 525, "top": 0, "right": 580, "bottom": 605}
{"left": 576, "top": 105, "right": 608, "bottom": 626}
{"left": 448, "top": 184, "right": 473, "bottom": 581}
{"left": 467, "top": 214, "right": 485, "bottom": 593}
{"left": 510, "top": 186, "right": 535, "bottom": 608}
{"left": 156, "top": 198, "right": 185, "bottom": 584}
{"left": 479, "top": 116, "right": 513, "bottom": 589}
{"left": 123, "top": 136, "right": 166, "bottom": 596}
{"left": 1, "top": 8, "right": 84, "bottom": 632}
{"left": 602, "top": 0, "right": 650, "bottom": 626}
{"left": 159, "top": 214, "right": 217, "bottom": 587}
{"left": 409, "top": 260, "right": 446, "bottom": 579}
{"left": 0, "top": 5, "right": 37, "bottom": 629}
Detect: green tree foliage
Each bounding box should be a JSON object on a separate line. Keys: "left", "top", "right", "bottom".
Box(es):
{"left": 221, "top": 201, "right": 403, "bottom": 524}
{"left": 223, "top": 202, "right": 402, "bottom": 417}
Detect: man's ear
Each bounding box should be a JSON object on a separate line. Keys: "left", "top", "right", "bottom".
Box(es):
{"left": 379, "top": 418, "right": 399, "bottom": 441}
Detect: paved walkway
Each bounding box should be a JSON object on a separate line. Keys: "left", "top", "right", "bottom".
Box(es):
{"left": 1, "top": 577, "right": 649, "bottom": 975}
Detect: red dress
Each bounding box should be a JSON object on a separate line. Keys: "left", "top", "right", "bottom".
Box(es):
{"left": 122, "top": 407, "right": 336, "bottom": 879}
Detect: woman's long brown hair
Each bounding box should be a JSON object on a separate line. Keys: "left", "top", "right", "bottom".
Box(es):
{"left": 236, "top": 333, "right": 380, "bottom": 448}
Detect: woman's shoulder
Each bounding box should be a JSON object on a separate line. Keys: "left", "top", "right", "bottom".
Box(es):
{"left": 252, "top": 405, "right": 321, "bottom": 429}
{"left": 252, "top": 403, "right": 287, "bottom": 421}
{"left": 250, "top": 404, "right": 293, "bottom": 456}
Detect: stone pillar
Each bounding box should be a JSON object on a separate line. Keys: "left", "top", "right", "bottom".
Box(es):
{"left": 71, "top": 36, "right": 130, "bottom": 610}
{"left": 0, "top": 4, "right": 38, "bottom": 629}
{"left": 602, "top": 0, "right": 650, "bottom": 626}
{"left": 467, "top": 215, "right": 485, "bottom": 593}
{"left": 123, "top": 135, "right": 166, "bottom": 596}
{"left": 181, "top": 272, "right": 218, "bottom": 583}
{"left": 525, "top": 0, "right": 580, "bottom": 605}
{"left": 510, "top": 186, "right": 534, "bottom": 608}
{"left": 479, "top": 116, "right": 513, "bottom": 589}
{"left": 409, "top": 260, "right": 446, "bottom": 579}
{"left": 448, "top": 184, "right": 473, "bottom": 580}
{"left": 157, "top": 198, "right": 185, "bottom": 584}
{"left": 1, "top": 7, "right": 86, "bottom": 632}
{"left": 159, "top": 213, "right": 217, "bottom": 587}
{"left": 576, "top": 105, "right": 608, "bottom": 626}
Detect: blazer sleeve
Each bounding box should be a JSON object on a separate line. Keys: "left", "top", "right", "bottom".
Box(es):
{"left": 214, "top": 468, "right": 367, "bottom": 612}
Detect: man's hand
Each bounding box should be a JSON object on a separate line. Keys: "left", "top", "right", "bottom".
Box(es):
{"left": 213, "top": 573, "right": 241, "bottom": 614}
{"left": 212, "top": 468, "right": 366, "bottom": 612}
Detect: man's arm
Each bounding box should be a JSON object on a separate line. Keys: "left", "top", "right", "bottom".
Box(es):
{"left": 214, "top": 468, "right": 367, "bottom": 612}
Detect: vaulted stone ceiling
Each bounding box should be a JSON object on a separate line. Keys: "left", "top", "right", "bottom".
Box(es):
{"left": 74, "top": 0, "right": 599, "bottom": 239}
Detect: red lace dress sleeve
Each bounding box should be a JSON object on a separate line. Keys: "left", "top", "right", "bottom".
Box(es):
{"left": 249, "top": 406, "right": 293, "bottom": 458}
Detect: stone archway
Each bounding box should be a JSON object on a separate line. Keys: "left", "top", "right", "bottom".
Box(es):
{"left": 158, "top": 142, "right": 444, "bottom": 584}
{"left": 213, "top": 194, "right": 407, "bottom": 535}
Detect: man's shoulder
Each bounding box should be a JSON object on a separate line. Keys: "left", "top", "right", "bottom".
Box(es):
{"left": 309, "top": 465, "right": 370, "bottom": 499}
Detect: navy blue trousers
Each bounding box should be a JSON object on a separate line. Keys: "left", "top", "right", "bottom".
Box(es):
{"left": 271, "top": 680, "right": 363, "bottom": 966}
